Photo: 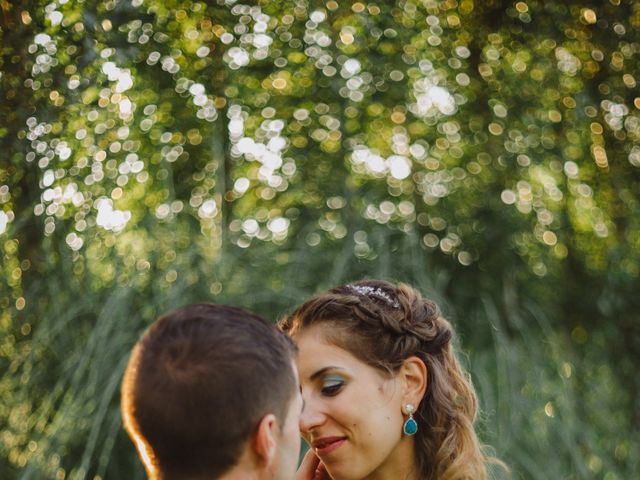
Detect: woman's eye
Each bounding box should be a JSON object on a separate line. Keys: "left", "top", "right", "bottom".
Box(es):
{"left": 321, "top": 379, "right": 344, "bottom": 396}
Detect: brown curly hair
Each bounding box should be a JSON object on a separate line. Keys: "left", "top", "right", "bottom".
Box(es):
{"left": 279, "top": 279, "right": 501, "bottom": 480}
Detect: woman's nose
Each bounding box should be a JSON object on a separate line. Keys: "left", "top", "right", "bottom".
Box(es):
{"left": 299, "top": 397, "right": 325, "bottom": 435}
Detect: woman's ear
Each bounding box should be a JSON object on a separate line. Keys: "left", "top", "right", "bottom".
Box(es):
{"left": 253, "top": 413, "right": 279, "bottom": 467}
{"left": 399, "top": 356, "right": 428, "bottom": 408}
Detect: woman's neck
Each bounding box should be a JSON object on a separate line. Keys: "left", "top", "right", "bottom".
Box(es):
{"left": 361, "top": 437, "right": 419, "bottom": 480}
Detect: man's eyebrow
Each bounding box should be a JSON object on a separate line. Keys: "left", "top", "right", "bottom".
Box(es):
{"left": 309, "top": 366, "right": 346, "bottom": 382}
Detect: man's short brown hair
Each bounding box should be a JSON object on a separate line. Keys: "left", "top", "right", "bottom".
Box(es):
{"left": 121, "top": 304, "right": 297, "bottom": 479}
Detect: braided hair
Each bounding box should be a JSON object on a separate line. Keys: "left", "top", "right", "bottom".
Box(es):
{"left": 280, "top": 280, "right": 492, "bottom": 480}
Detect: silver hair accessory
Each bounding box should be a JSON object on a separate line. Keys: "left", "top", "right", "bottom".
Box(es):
{"left": 348, "top": 285, "right": 400, "bottom": 308}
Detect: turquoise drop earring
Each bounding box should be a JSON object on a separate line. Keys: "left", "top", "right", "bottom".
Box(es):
{"left": 403, "top": 403, "right": 418, "bottom": 436}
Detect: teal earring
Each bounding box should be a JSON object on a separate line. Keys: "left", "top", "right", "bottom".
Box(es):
{"left": 403, "top": 404, "right": 418, "bottom": 436}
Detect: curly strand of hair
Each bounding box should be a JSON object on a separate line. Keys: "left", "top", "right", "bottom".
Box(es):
{"left": 420, "top": 324, "right": 499, "bottom": 480}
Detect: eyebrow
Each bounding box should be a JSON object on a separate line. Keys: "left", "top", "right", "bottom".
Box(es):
{"left": 309, "top": 366, "right": 346, "bottom": 382}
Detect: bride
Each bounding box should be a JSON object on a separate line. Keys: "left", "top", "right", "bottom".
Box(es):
{"left": 284, "top": 279, "right": 503, "bottom": 480}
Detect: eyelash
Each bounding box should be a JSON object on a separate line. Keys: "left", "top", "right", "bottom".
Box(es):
{"left": 321, "top": 380, "right": 344, "bottom": 396}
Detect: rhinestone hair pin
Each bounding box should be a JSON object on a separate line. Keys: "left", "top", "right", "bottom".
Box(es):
{"left": 347, "top": 285, "right": 400, "bottom": 308}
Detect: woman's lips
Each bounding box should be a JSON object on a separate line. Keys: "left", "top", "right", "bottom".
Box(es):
{"left": 313, "top": 437, "right": 347, "bottom": 456}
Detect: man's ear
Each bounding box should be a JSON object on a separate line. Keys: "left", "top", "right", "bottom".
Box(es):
{"left": 399, "top": 356, "right": 428, "bottom": 408}
{"left": 253, "top": 413, "right": 279, "bottom": 467}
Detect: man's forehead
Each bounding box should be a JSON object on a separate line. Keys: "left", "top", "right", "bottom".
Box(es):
{"left": 290, "top": 358, "right": 300, "bottom": 389}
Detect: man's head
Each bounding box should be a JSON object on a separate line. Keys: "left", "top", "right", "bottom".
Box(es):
{"left": 121, "top": 303, "right": 301, "bottom": 479}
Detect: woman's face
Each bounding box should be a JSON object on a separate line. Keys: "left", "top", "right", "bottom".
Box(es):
{"left": 296, "top": 325, "right": 415, "bottom": 480}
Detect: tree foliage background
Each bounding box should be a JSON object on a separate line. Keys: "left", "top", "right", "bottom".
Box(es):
{"left": 1, "top": 0, "right": 639, "bottom": 478}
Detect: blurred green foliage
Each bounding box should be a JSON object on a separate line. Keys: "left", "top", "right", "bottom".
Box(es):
{"left": 1, "top": 0, "right": 639, "bottom": 478}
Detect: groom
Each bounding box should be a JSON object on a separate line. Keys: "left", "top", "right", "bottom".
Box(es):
{"left": 121, "top": 303, "right": 322, "bottom": 480}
